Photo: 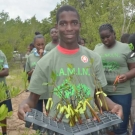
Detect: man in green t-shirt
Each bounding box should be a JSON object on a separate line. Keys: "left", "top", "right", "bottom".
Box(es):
{"left": 0, "top": 50, "right": 12, "bottom": 135}
{"left": 45, "top": 27, "right": 59, "bottom": 51}
{"left": 18, "top": 5, "right": 123, "bottom": 134}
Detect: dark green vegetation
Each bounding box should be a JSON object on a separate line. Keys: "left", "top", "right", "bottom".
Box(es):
{"left": 0, "top": 0, "right": 135, "bottom": 61}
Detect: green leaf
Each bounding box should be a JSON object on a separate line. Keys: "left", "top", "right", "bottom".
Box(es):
{"left": 0, "top": 104, "right": 7, "bottom": 114}
{"left": 129, "top": 43, "right": 134, "bottom": 51}
{"left": 42, "top": 82, "right": 48, "bottom": 86}
{"left": 0, "top": 123, "right": 6, "bottom": 127}
{"left": 51, "top": 71, "right": 57, "bottom": 81}
{"left": 7, "top": 111, "right": 13, "bottom": 117}
{"left": 67, "top": 63, "right": 74, "bottom": 69}
{"left": 90, "top": 58, "right": 94, "bottom": 64}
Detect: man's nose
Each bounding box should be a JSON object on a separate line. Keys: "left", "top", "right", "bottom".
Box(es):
{"left": 66, "top": 24, "right": 72, "bottom": 31}
{"left": 40, "top": 46, "right": 43, "bottom": 49}
{"left": 104, "top": 38, "right": 108, "bottom": 42}
{"left": 53, "top": 33, "right": 57, "bottom": 36}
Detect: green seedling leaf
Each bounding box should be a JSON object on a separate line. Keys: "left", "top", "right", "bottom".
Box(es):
{"left": 129, "top": 43, "right": 134, "bottom": 51}
{"left": 10, "top": 87, "right": 21, "bottom": 97}
{"left": 7, "top": 111, "right": 13, "bottom": 117}
{"left": 21, "top": 72, "right": 28, "bottom": 89}
{"left": 0, "top": 105, "right": 8, "bottom": 121}
{"left": 0, "top": 91, "right": 7, "bottom": 101}
{"left": 51, "top": 71, "right": 57, "bottom": 81}
{"left": 0, "top": 104, "right": 7, "bottom": 114}
{"left": 67, "top": 63, "right": 74, "bottom": 69}
{"left": 0, "top": 123, "right": 6, "bottom": 127}
{"left": 90, "top": 58, "right": 94, "bottom": 64}
{"left": 42, "top": 82, "right": 48, "bottom": 86}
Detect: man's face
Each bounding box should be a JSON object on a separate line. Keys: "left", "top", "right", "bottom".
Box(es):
{"left": 50, "top": 28, "right": 58, "bottom": 41}
{"left": 57, "top": 11, "right": 81, "bottom": 44}
{"left": 34, "top": 38, "right": 45, "bottom": 52}
{"left": 100, "top": 30, "right": 115, "bottom": 47}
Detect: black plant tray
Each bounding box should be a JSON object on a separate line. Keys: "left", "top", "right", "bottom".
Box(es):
{"left": 25, "top": 109, "right": 122, "bottom": 135}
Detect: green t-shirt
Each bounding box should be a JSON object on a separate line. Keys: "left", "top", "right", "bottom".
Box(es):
{"left": 28, "top": 46, "right": 107, "bottom": 122}
{"left": 25, "top": 52, "right": 47, "bottom": 99}
{"left": 94, "top": 41, "right": 135, "bottom": 95}
{"left": 25, "top": 53, "right": 40, "bottom": 72}
{"left": 45, "top": 42, "right": 57, "bottom": 51}
{"left": 0, "top": 50, "right": 8, "bottom": 84}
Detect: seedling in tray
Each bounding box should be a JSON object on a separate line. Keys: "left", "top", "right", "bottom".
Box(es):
{"left": 25, "top": 109, "right": 122, "bottom": 135}
{"left": 25, "top": 62, "right": 122, "bottom": 134}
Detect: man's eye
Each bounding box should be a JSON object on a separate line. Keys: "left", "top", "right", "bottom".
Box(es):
{"left": 106, "top": 35, "right": 110, "bottom": 38}
{"left": 101, "top": 35, "right": 110, "bottom": 39}
{"left": 72, "top": 21, "right": 78, "bottom": 25}
{"left": 73, "top": 22, "right": 78, "bottom": 25}
{"left": 101, "top": 37, "right": 105, "bottom": 39}
{"left": 60, "top": 23, "right": 66, "bottom": 26}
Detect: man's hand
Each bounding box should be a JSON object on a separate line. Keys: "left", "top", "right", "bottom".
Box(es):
{"left": 28, "top": 68, "right": 34, "bottom": 76}
{"left": 104, "top": 97, "right": 123, "bottom": 119}
{"left": 118, "top": 74, "right": 128, "bottom": 83}
{"left": 110, "top": 104, "right": 123, "bottom": 119}
{"left": 39, "top": 49, "right": 44, "bottom": 58}
{"left": 18, "top": 103, "right": 31, "bottom": 120}
{"left": 31, "top": 68, "right": 34, "bottom": 73}
{"left": 18, "top": 92, "right": 40, "bottom": 120}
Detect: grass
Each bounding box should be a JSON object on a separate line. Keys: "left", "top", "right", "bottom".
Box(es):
{"left": 6, "top": 63, "right": 25, "bottom": 91}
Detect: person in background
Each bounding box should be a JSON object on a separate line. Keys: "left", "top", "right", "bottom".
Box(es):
{"left": 78, "top": 36, "right": 85, "bottom": 46}
{"left": 120, "top": 33, "right": 130, "bottom": 44}
{"left": 29, "top": 42, "right": 35, "bottom": 53}
{"left": 94, "top": 24, "right": 135, "bottom": 135}
{"left": 127, "top": 33, "right": 135, "bottom": 133}
{"left": 121, "top": 33, "right": 135, "bottom": 132}
{"left": 18, "top": 5, "right": 123, "bottom": 135}
{"left": 23, "top": 43, "right": 34, "bottom": 72}
{"left": 45, "top": 27, "right": 59, "bottom": 51}
{"left": 25, "top": 34, "right": 47, "bottom": 112}
{"left": 0, "top": 50, "right": 12, "bottom": 135}
{"left": 30, "top": 32, "right": 41, "bottom": 54}
{"left": 25, "top": 45, "right": 31, "bottom": 59}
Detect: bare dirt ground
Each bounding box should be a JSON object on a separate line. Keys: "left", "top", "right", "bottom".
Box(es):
{"left": 6, "top": 91, "right": 37, "bottom": 135}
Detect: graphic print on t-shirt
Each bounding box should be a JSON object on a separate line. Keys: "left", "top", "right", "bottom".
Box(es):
{"left": 31, "top": 62, "right": 37, "bottom": 68}
{"left": 101, "top": 53, "right": 120, "bottom": 72}
{"left": 81, "top": 55, "right": 88, "bottom": 63}
{"left": 54, "top": 78, "right": 91, "bottom": 100}
{"left": 51, "top": 61, "right": 97, "bottom": 106}
{"left": 56, "top": 67, "right": 91, "bottom": 76}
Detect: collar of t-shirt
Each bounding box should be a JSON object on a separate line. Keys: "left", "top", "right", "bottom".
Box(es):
{"left": 57, "top": 45, "right": 79, "bottom": 55}
{"left": 34, "top": 50, "right": 47, "bottom": 57}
